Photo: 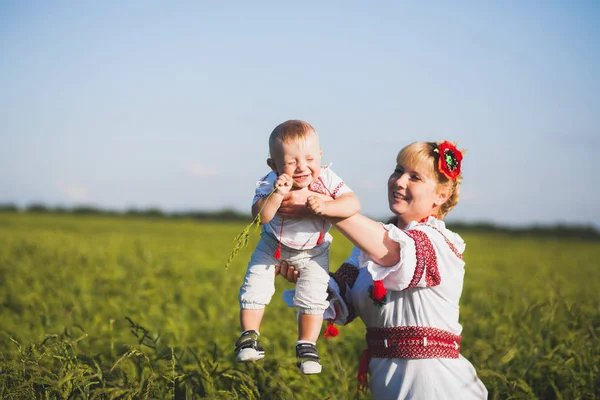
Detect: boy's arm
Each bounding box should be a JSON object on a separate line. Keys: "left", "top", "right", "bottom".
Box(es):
{"left": 307, "top": 192, "right": 360, "bottom": 218}
{"left": 252, "top": 192, "right": 285, "bottom": 224}
{"left": 252, "top": 173, "right": 293, "bottom": 224}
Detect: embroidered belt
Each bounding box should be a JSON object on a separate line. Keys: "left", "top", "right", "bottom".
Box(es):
{"left": 367, "top": 325, "right": 461, "bottom": 359}
{"left": 357, "top": 326, "right": 461, "bottom": 394}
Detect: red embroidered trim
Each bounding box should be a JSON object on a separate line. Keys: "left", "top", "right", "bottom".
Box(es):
{"left": 427, "top": 225, "right": 464, "bottom": 260}
{"left": 308, "top": 180, "right": 328, "bottom": 195}
{"left": 331, "top": 182, "right": 345, "bottom": 198}
{"left": 366, "top": 326, "right": 461, "bottom": 359}
{"left": 357, "top": 326, "right": 461, "bottom": 393}
{"left": 404, "top": 230, "right": 439, "bottom": 287}
{"left": 330, "top": 263, "right": 358, "bottom": 323}
{"left": 332, "top": 263, "right": 359, "bottom": 291}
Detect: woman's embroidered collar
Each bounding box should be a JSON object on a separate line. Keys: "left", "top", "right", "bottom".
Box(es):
{"left": 419, "top": 215, "right": 438, "bottom": 223}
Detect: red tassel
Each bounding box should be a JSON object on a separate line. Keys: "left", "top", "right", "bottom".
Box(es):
{"left": 316, "top": 220, "right": 325, "bottom": 245}
{"left": 274, "top": 216, "right": 284, "bottom": 259}
{"left": 274, "top": 242, "right": 281, "bottom": 260}
{"left": 357, "top": 349, "right": 370, "bottom": 394}
{"left": 371, "top": 280, "right": 386, "bottom": 301}
{"left": 323, "top": 320, "right": 338, "bottom": 338}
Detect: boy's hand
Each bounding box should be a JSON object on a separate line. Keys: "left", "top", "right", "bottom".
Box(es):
{"left": 274, "top": 174, "right": 293, "bottom": 195}
{"left": 278, "top": 187, "right": 312, "bottom": 218}
{"left": 307, "top": 195, "right": 327, "bottom": 216}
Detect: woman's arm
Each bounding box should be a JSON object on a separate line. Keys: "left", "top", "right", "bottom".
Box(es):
{"left": 330, "top": 214, "right": 400, "bottom": 267}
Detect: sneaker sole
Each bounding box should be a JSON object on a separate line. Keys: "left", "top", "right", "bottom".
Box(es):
{"left": 236, "top": 348, "right": 265, "bottom": 362}
{"left": 299, "top": 360, "right": 322, "bottom": 374}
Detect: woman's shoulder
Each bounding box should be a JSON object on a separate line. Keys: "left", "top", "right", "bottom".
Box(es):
{"left": 403, "top": 217, "right": 466, "bottom": 258}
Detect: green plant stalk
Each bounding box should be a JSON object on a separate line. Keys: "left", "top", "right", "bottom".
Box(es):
{"left": 225, "top": 187, "right": 277, "bottom": 269}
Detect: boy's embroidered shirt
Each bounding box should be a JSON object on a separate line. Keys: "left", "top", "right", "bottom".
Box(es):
{"left": 253, "top": 166, "right": 353, "bottom": 250}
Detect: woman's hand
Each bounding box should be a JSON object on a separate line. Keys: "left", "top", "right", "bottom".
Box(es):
{"left": 278, "top": 187, "right": 331, "bottom": 219}
{"left": 277, "top": 188, "right": 313, "bottom": 219}
{"left": 274, "top": 260, "right": 299, "bottom": 283}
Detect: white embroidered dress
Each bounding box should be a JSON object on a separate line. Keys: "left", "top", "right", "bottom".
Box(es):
{"left": 326, "top": 217, "right": 488, "bottom": 400}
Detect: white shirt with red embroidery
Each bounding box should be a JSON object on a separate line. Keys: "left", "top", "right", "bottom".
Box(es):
{"left": 253, "top": 165, "right": 352, "bottom": 250}
{"left": 325, "top": 217, "right": 488, "bottom": 400}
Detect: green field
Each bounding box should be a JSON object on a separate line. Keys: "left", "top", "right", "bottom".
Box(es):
{"left": 1, "top": 213, "right": 599, "bottom": 399}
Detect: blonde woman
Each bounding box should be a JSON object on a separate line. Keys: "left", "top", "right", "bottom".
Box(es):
{"left": 278, "top": 141, "right": 488, "bottom": 399}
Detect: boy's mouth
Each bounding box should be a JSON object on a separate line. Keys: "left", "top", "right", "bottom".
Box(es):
{"left": 294, "top": 174, "right": 311, "bottom": 182}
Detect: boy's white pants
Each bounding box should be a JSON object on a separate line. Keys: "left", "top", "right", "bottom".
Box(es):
{"left": 238, "top": 232, "right": 330, "bottom": 314}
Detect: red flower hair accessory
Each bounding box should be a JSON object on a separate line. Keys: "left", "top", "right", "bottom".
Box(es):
{"left": 436, "top": 141, "right": 463, "bottom": 180}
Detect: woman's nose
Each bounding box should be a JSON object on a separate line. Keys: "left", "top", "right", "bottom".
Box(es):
{"left": 395, "top": 173, "right": 409, "bottom": 187}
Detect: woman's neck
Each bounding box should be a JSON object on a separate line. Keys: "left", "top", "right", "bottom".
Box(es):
{"left": 395, "top": 214, "right": 438, "bottom": 229}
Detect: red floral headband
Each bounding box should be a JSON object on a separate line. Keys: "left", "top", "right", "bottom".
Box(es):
{"left": 435, "top": 141, "right": 463, "bottom": 180}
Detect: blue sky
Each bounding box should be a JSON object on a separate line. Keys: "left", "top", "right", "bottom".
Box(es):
{"left": 1, "top": 1, "right": 599, "bottom": 227}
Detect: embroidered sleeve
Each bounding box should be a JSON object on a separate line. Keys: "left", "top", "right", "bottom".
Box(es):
{"left": 312, "top": 166, "right": 353, "bottom": 199}
{"left": 252, "top": 172, "right": 276, "bottom": 206}
{"left": 324, "top": 247, "right": 360, "bottom": 325}
{"left": 361, "top": 223, "right": 465, "bottom": 291}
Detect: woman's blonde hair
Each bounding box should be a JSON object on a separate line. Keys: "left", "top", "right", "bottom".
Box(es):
{"left": 396, "top": 141, "right": 463, "bottom": 220}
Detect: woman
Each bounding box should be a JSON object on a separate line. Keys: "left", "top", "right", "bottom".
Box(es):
{"left": 277, "top": 141, "right": 488, "bottom": 399}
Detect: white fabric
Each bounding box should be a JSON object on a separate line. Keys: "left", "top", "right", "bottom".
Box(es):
{"left": 329, "top": 217, "right": 488, "bottom": 399}
{"left": 240, "top": 233, "right": 331, "bottom": 313}
{"left": 253, "top": 166, "right": 352, "bottom": 250}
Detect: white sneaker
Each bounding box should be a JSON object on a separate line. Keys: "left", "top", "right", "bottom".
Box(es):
{"left": 296, "top": 343, "right": 322, "bottom": 375}
{"left": 299, "top": 360, "right": 322, "bottom": 374}
{"left": 236, "top": 347, "right": 265, "bottom": 362}
{"left": 235, "top": 330, "right": 265, "bottom": 362}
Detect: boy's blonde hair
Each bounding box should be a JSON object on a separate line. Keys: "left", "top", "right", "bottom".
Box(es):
{"left": 269, "top": 120, "right": 317, "bottom": 156}
{"left": 397, "top": 141, "right": 462, "bottom": 219}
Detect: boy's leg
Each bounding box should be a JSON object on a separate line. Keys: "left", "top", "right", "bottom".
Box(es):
{"left": 236, "top": 236, "right": 277, "bottom": 362}
{"left": 240, "top": 308, "right": 265, "bottom": 332}
{"left": 293, "top": 246, "right": 330, "bottom": 374}
{"left": 298, "top": 313, "right": 323, "bottom": 342}
{"left": 296, "top": 313, "right": 324, "bottom": 374}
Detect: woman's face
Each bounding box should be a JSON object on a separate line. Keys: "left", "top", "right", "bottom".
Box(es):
{"left": 387, "top": 160, "right": 446, "bottom": 227}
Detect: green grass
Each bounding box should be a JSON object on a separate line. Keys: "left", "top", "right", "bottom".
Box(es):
{"left": 0, "top": 213, "right": 599, "bottom": 399}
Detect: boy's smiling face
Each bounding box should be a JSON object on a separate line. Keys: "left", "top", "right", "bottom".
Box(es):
{"left": 268, "top": 131, "right": 322, "bottom": 189}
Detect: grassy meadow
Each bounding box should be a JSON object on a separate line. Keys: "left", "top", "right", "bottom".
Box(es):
{"left": 0, "top": 213, "right": 599, "bottom": 399}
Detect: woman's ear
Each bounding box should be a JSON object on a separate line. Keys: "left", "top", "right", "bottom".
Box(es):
{"left": 434, "top": 186, "right": 452, "bottom": 207}
{"left": 267, "top": 158, "right": 278, "bottom": 174}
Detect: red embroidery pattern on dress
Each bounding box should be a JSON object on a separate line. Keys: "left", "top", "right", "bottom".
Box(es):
{"left": 366, "top": 326, "right": 461, "bottom": 359}
{"left": 357, "top": 325, "right": 461, "bottom": 390}
{"left": 404, "top": 230, "right": 440, "bottom": 287}
{"left": 426, "top": 225, "right": 464, "bottom": 260}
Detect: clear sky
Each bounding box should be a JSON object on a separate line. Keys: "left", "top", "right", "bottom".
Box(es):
{"left": 1, "top": 1, "right": 599, "bottom": 227}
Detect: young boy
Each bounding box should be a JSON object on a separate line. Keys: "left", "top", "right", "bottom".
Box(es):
{"left": 236, "top": 120, "right": 360, "bottom": 374}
